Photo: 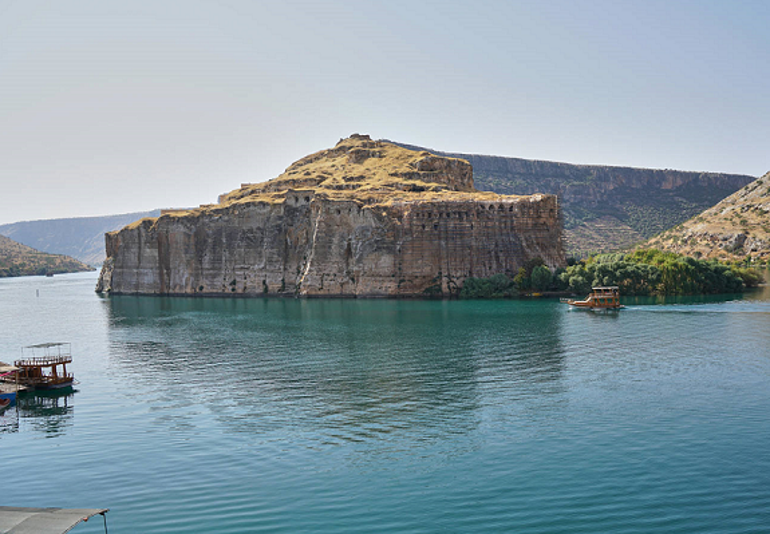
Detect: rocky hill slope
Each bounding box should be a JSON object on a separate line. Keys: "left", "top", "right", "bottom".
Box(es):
{"left": 644, "top": 171, "right": 770, "bottom": 262}
{"left": 0, "top": 234, "right": 94, "bottom": 277}
{"left": 0, "top": 210, "right": 161, "bottom": 266}
{"left": 392, "top": 142, "right": 755, "bottom": 256}
{"left": 98, "top": 135, "right": 564, "bottom": 297}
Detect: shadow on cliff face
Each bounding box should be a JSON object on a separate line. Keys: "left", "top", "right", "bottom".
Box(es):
{"left": 104, "top": 296, "right": 567, "bottom": 453}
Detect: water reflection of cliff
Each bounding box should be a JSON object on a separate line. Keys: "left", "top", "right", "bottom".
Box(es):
{"left": 105, "top": 296, "right": 566, "bottom": 445}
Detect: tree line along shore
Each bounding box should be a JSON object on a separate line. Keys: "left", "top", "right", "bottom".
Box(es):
{"left": 459, "top": 249, "right": 765, "bottom": 299}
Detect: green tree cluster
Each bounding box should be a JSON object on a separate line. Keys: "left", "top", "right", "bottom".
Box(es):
{"left": 460, "top": 257, "right": 566, "bottom": 298}
{"left": 560, "top": 249, "right": 763, "bottom": 296}
{"left": 459, "top": 273, "right": 518, "bottom": 298}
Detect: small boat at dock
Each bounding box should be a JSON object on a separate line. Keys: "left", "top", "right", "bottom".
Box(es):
{"left": 12, "top": 343, "right": 76, "bottom": 391}
{"left": 0, "top": 362, "right": 21, "bottom": 406}
{"left": 562, "top": 286, "right": 624, "bottom": 310}
{"left": 0, "top": 386, "right": 18, "bottom": 406}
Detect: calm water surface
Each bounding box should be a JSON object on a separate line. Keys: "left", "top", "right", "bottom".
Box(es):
{"left": 2, "top": 272, "right": 770, "bottom": 533}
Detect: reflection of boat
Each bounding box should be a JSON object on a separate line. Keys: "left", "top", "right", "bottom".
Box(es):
{"left": 563, "top": 286, "right": 624, "bottom": 310}
{"left": 14, "top": 343, "right": 75, "bottom": 391}
{"left": 5, "top": 390, "right": 76, "bottom": 437}
{"left": 0, "top": 398, "right": 9, "bottom": 410}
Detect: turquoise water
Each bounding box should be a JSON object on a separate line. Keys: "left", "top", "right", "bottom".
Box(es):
{"left": 2, "top": 272, "right": 770, "bottom": 533}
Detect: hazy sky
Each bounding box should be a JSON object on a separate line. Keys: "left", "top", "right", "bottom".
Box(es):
{"left": 1, "top": 0, "right": 768, "bottom": 225}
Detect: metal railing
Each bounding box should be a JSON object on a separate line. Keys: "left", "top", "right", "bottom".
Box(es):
{"left": 14, "top": 355, "right": 72, "bottom": 367}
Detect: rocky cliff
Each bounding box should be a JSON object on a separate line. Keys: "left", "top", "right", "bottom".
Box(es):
{"left": 392, "top": 142, "right": 756, "bottom": 256}
{"left": 97, "top": 135, "right": 564, "bottom": 297}
{"left": 0, "top": 210, "right": 162, "bottom": 266}
{"left": 644, "top": 171, "right": 770, "bottom": 262}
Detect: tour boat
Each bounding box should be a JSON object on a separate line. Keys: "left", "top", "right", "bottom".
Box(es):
{"left": 563, "top": 286, "right": 624, "bottom": 310}
{"left": 14, "top": 343, "right": 75, "bottom": 391}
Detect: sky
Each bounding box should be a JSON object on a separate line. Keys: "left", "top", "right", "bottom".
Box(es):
{"left": 0, "top": 0, "right": 768, "bottom": 225}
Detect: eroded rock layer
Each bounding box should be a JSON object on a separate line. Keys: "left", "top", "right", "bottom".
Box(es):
{"left": 97, "top": 135, "right": 564, "bottom": 297}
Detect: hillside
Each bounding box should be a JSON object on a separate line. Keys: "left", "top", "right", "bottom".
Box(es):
{"left": 98, "top": 135, "right": 563, "bottom": 297}
{"left": 645, "top": 171, "right": 770, "bottom": 262}
{"left": 0, "top": 210, "right": 161, "bottom": 266}
{"left": 0, "top": 234, "right": 94, "bottom": 277}
{"left": 390, "top": 141, "right": 755, "bottom": 257}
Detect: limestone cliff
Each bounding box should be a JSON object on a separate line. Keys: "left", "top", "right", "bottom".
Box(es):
{"left": 97, "top": 135, "right": 564, "bottom": 297}
{"left": 0, "top": 210, "right": 161, "bottom": 266}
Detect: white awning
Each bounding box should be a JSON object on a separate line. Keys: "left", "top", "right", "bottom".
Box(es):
{"left": 0, "top": 507, "right": 109, "bottom": 534}
{"left": 0, "top": 362, "right": 19, "bottom": 374}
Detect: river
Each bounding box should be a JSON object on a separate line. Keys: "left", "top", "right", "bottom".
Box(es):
{"left": 1, "top": 272, "right": 769, "bottom": 533}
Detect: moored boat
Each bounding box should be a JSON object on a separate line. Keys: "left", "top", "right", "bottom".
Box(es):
{"left": 14, "top": 343, "right": 75, "bottom": 391}
{"left": 0, "top": 362, "right": 20, "bottom": 406}
{"left": 0, "top": 388, "right": 17, "bottom": 405}
{"left": 562, "top": 286, "right": 624, "bottom": 310}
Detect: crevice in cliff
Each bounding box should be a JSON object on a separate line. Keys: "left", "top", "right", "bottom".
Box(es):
{"left": 297, "top": 206, "right": 323, "bottom": 293}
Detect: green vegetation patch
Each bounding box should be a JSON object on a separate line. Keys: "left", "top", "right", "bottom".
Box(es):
{"left": 459, "top": 249, "right": 763, "bottom": 299}
{"left": 459, "top": 258, "right": 565, "bottom": 298}
{"left": 559, "top": 249, "right": 762, "bottom": 296}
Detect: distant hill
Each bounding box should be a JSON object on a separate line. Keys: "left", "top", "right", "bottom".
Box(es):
{"left": 0, "top": 210, "right": 161, "bottom": 266}
{"left": 0, "top": 234, "right": 94, "bottom": 277}
{"left": 644, "top": 171, "right": 770, "bottom": 262}
{"left": 389, "top": 141, "right": 755, "bottom": 257}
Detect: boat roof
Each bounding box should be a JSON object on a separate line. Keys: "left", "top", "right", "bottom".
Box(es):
{"left": 592, "top": 286, "right": 619, "bottom": 290}
{"left": 24, "top": 343, "right": 70, "bottom": 349}
{"left": 0, "top": 362, "right": 19, "bottom": 374}
{"left": 0, "top": 507, "right": 108, "bottom": 534}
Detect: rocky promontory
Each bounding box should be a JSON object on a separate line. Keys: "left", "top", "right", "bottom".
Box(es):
{"left": 97, "top": 135, "right": 565, "bottom": 297}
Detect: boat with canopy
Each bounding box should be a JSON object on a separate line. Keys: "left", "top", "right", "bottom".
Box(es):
{"left": 13, "top": 343, "right": 75, "bottom": 391}
{"left": 562, "top": 286, "right": 624, "bottom": 310}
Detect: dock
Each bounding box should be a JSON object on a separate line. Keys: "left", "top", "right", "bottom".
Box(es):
{"left": 0, "top": 506, "right": 109, "bottom": 534}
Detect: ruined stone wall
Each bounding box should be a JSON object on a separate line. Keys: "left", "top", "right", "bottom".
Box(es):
{"left": 389, "top": 195, "right": 562, "bottom": 295}
{"left": 97, "top": 193, "right": 563, "bottom": 297}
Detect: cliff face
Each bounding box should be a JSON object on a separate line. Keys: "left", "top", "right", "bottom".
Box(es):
{"left": 392, "top": 142, "right": 755, "bottom": 256}
{"left": 97, "top": 135, "right": 564, "bottom": 297}
{"left": 0, "top": 210, "right": 161, "bottom": 266}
